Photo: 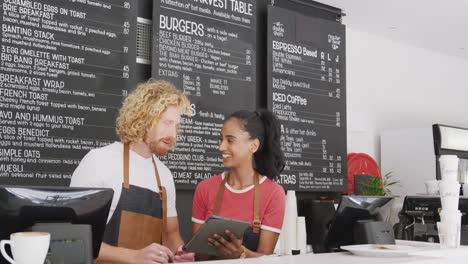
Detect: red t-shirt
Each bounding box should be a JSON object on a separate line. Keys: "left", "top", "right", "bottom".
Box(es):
{"left": 192, "top": 173, "right": 285, "bottom": 233}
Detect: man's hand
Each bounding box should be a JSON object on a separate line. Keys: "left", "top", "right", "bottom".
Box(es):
{"left": 131, "top": 243, "right": 174, "bottom": 264}
{"left": 207, "top": 229, "right": 244, "bottom": 259}
{"left": 173, "top": 245, "right": 195, "bottom": 262}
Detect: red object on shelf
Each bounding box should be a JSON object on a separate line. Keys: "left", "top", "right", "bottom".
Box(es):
{"left": 347, "top": 153, "right": 381, "bottom": 194}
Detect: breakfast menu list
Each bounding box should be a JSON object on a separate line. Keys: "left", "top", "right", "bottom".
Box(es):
{"left": 267, "top": 6, "right": 347, "bottom": 191}
{"left": 0, "top": 0, "right": 136, "bottom": 185}
{"left": 153, "top": 0, "right": 257, "bottom": 188}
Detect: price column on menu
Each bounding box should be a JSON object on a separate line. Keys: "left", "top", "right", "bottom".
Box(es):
{"left": 153, "top": 0, "right": 256, "bottom": 189}
{"left": 267, "top": 6, "right": 347, "bottom": 191}
{"left": 0, "top": 0, "right": 136, "bottom": 186}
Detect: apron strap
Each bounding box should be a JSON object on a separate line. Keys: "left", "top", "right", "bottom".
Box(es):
{"left": 252, "top": 173, "right": 261, "bottom": 234}
{"left": 213, "top": 173, "right": 227, "bottom": 215}
{"left": 214, "top": 172, "right": 261, "bottom": 234}
{"left": 123, "top": 143, "right": 130, "bottom": 189}
{"left": 152, "top": 157, "right": 167, "bottom": 244}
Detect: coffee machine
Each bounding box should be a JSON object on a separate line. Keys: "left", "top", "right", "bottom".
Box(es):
{"left": 395, "top": 195, "right": 468, "bottom": 244}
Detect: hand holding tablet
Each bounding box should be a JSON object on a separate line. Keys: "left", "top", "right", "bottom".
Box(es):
{"left": 184, "top": 215, "right": 250, "bottom": 256}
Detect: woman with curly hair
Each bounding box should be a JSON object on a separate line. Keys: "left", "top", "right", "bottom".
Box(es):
{"left": 192, "top": 109, "right": 286, "bottom": 260}
{"left": 71, "top": 80, "right": 194, "bottom": 263}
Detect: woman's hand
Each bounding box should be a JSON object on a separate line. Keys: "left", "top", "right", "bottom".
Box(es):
{"left": 208, "top": 229, "right": 244, "bottom": 258}
{"left": 173, "top": 245, "right": 195, "bottom": 262}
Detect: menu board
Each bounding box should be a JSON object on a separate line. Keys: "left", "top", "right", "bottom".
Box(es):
{"left": 153, "top": 0, "right": 256, "bottom": 188}
{"left": 267, "top": 6, "right": 347, "bottom": 191}
{"left": 0, "top": 0, "right": 136, "bottom": 186}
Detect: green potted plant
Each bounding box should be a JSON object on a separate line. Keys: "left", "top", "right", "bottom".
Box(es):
{"left": 359, "top": 172, "right": 400, "bottom": 197}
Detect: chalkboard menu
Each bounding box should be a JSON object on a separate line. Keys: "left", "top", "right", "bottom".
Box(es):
{"left": 267, "top": 6, "right": 347, "bottom": 191}
{"left": 153, "top": 0, "right": 257, "bottom": 189}
{"left": 0, "top": 0, "right": 136, "bottom": 186}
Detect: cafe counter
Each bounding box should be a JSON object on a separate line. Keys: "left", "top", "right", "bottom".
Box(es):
{"left": 198, "top": 241, "right": 468, "bottom": 264}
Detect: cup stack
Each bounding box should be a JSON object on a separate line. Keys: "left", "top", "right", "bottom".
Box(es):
{"left": 280, "top": 190, "right": 298, "bottom": 255}
{"left": 437, "top": 155, "right": 461, "bottom": 248}
{"left": 296, "top": 216, "right": 307, "bottom": 254}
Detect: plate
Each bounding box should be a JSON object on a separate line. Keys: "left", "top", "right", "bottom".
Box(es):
{"left": 341, "top": 244, "right": 420, "bottom": 257}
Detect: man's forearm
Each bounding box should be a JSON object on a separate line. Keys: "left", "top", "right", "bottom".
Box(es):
{"left": 95, "top": 243, "right": 136, "bottom": 264}
{"left": 165, "top": 232, "right": 184, "bottom": 252}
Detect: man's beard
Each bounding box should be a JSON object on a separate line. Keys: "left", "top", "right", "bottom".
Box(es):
{"left": 148, "top": 138, "right": 175, "bottom": 156}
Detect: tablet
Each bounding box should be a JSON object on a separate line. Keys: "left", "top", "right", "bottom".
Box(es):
{"left": 184, "top": 215, "right": 250, "bottom": 256}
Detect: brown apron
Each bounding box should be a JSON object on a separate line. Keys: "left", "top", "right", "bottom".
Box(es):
{"left": 213, "top": 172, "right": 261, "bottom": 251}
{"left": 102, "top": 143, "right": 167, "bottom": 249}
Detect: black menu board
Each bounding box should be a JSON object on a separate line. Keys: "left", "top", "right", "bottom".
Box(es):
{"left": 0, "top": 0, "right": 136, "bottom": 186}
{"left": 267, "top": 6, "right": 347, "bottom": 191}
{"left": 153, "top": 0, "right": 256, "bottom": 189}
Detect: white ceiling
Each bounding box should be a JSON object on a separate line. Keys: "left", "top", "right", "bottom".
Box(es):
{"left": 314, "top": 0, "right": 468, "bottom": 60}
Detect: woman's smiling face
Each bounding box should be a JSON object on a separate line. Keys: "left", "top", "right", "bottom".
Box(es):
{"left": 218, "top": 118, "right": 258, "bottom": 169}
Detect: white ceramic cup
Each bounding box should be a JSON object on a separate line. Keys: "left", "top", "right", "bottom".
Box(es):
{"left": 437, "top": 221, "right": 460, "bottom": 249}
{"left": 439, "top": 181, "right": 460, "bottom": 197}
{"left": 439, "top": 181, "right": 460, "bottom": 211}
{"left": 425, "top": 180, "right": 440, "bottom": 195}
{"left": 439, "top": 155, "right": 459, "bottom": 171}
{"left": 441, "top": 171, "right": 459, "bottom": 182}
{"left": 441, "top": 196, "right": 459, "bottom": 211}
{"left": 439, "top": 210, "right": 462, "bottom": 225}
{"left": 0, "top": 232, "right": 50, "bottom": 264}
{"left": 440, "top": 155, "right": 459, "bottom": 182}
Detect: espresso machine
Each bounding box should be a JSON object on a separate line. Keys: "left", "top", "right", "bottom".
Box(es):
{"left": 395, "top": 195, "right": 468, "bottom": 244}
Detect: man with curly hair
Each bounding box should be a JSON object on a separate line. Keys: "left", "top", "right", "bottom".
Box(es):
{"left": 71, "top": 80, "right": 194, "bottom": 263}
